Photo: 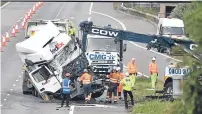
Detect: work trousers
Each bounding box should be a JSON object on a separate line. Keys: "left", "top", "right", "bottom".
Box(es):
{"left": 151, "top": 73, "right": 157, "bottom": 89}
{"left": 129, "top": 73, "right": 136, "bottom": 84}
{"left": 123, "top": 90, "right": 134, "bottom": 109}
{"left": 109, "top": 83, "right": 118, "bottom": 101}
{"left": 61, "top": 93, "right": 70, "bottom": 107}
{"left": 83, "top": 84, "right": 92, "bottom": 100}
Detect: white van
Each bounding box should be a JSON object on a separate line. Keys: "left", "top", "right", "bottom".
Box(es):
{"left": 156, "top": 17, "right": 189, "bottom": 40}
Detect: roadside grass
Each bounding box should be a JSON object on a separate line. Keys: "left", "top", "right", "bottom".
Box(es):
{"left": 131, "top": 77, "right": 179, "bottom": 114}
{"left": 132, "top": 6, "right": 158, "bottom": 16}
{"left": 1, "top": 2, "right": 8, "bottom": 6}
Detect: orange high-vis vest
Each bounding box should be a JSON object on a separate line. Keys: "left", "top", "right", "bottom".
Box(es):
{"left": 127, "top": 62, "right": 138, "bottom": 74}
{"left": 109, "top": 72, "right": 120, "bottom": 83}
{"left": 118, "top": 72, "right": 124, "bottom": 92}
{"left": 80, "top": 73, "right": 92, "bottom": 84}
{"left": 149, "top": 62, "right": 158, "bottom": 73}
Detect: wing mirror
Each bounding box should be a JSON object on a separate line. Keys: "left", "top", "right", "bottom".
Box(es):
{"left": 54, "top": 71, "right": 59, "bottom": 75}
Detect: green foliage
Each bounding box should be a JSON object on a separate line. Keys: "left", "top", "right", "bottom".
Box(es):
{"left": 173, "top": 2, "right": 202, "bottom": 114}
{"left": 131, "top": 78, "right": 180, "bottom": 114}
{"left": 170, "top": 4, "right": 190, "bottom": 19}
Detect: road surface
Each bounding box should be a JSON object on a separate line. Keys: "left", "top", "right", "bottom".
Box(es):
{"left": 1, "top": 2, "right": 176, "bottom": 114}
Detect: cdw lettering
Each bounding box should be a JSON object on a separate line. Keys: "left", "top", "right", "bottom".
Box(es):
{"left": 91, "top": 28, "right": 119, "bottom": 37}
{"left": 89, "top": 54, "right": 106, "bottom": 60}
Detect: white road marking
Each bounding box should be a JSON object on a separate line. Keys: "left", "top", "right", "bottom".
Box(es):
{"left": 55, "top": 3, "right": 66, "bottom": 19}
{"left": 13, "top": 84, "right": 16, "bottom": 87}
{"left": 16, "top": 80, "right": 18, "bottom": 82}
{"left": 1, "top": 2, "right": 11, "bottom": 9}
{"left": 91, "top": 10, "right": 181, "bottom": 62}
{"left": 69, "top": 105, "right": 75, "bottom": 114}
{"left": 0, "top": 104, "right": 2, "bottom": 107}
{"left": 89, "top": 2, "right": 93, "bottom": 15}
{"left": 21, "top": 72, "right": 23, "bottom": 74}
{"left": 7, "top": 94, "right": 10, "bottom": 96}
{"left": 19, "top": 75, "right": 21, "bottom": 78}
{"left": 10, "top": 89, "right": 13, "bottom": 91}
{"left": 4, "top": 99, "right": 6, "bottom": 101}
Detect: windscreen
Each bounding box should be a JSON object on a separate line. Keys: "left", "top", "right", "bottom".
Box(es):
{"left": 86, "top": 38, "right": 119, "bottom": 52}
{"left": 32, "top": 66, "right": 52, "bottom": 82}
{"left": 162, "top": 27, "right": 185, "bottom": 35}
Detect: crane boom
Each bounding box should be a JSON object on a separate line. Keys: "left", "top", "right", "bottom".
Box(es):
{"left": 79, "top": 21, "right": 198, "bottom": 61}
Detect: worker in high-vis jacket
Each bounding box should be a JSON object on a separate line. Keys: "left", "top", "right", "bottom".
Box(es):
{"left": 80, "top": 69, "right": 93, "bottom": 103}
{"left": 149, "top": 57, "right": 158, "bottom": 89}
{"left": 127, "top": 58, "right": 138, "bottom": 84}
{"left": 117, "top": 67, "right": 124, "bottom": 100}
{"left": 120, "top": 72, "right": 134, "bottom": 109}
{"left": 68, "top": 25, "right": 76, "bottom": 38}
{"left": 61, "top": 73, "right": 71, "bottom": 107}
{"left": 31, "top": 30, "right": 35, "bottom": 37}
{"left": 107, "top": 68, "right": 120, "bottom": 103}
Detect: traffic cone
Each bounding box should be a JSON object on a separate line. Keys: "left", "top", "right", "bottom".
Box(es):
{"left": 5, "top": 32, "right": 10, "bottom": 42}
{"left": 11, "top": 28, "right": 16, "bottom": 37}
{"left": 39, "top": 2, "right": 42, "bottom": 7}
{"left": 32, "top": 5, "right": 36, "bottom": 14}
{"left": 35, "top": 2, "right": 39, "bottom": 9}
{"left": 21, "top": 21, "right": 26, "bottom": 29}
{"left": 2, "top": 36, "right": 6, "bottom": 46}
{"left": 27, "top": 11, "right": 31, "bottom": 19}
{"left": 15, "top": 24, "right": 19, "bottom": 33}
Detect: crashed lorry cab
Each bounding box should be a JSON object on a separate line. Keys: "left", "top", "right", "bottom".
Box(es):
{"left": 16, "top": 21, "right": 79, "bottom": 100}
{"left": 163, "top": 65, "right": 190, "bottom": 95}
{"left": 156, "top": 17, "right": 190, "bottom": 41}
{"left": 85, "top": 34, "right": 123, "bottom": 75}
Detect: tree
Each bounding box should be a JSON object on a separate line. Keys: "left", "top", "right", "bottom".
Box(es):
{"left": 170, "top": 3, "right": 190, "bottom": 19}
{"left": 173, "top": 2, "right": 202, "bottom": 114}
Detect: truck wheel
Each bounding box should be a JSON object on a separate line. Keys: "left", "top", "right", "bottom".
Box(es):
{"left": 91, "top": 91, "right": 104, "bottom": 98}
{"left": 22, "top": 71, "right": 30, "bottom": 95}
{"left": 165, "top": 82, "right": 173, "bottom": 95}
{"left": 31, "top": 88, "right": 39, "bottom": 97}
{"left": 23, "top": 91, "right": 29, "bottom": 94}
{"left": 41, "top": 93, "right": 50, "bottom": 102}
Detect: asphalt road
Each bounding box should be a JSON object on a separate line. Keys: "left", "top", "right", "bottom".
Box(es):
{"left": 1, "top": 2, "right": 177, "bottom": 114}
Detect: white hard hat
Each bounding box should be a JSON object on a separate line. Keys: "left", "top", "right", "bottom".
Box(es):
{"left": 116, "top": 67, "right": 120, "bottom": 71}
{"left": 83, "top": 69, "right": 88, "bottom": 72}
{"left": 125, "top": 72, "right": 129, "bottom": 77}
{"left": 132, "top": 58, "right": 135, "bottom": 61}
{"left": 152, "top": 57, "right": 156, "bottom": 61}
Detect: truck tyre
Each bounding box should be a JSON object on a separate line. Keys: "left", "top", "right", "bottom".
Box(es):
{"left": 22, "top": 71, "right": 30, "bottom": 95}
{"left": 165, "top": 82, "right": 173, "bottom": 95}
{"left": 40, "top": 92, "right": 50, "bottom": 102}
{"left": 91, "top": 91, "right": 104, "bottom": 98}
{"left": 31, "top": 88, "right": 39, "bottom": 97}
